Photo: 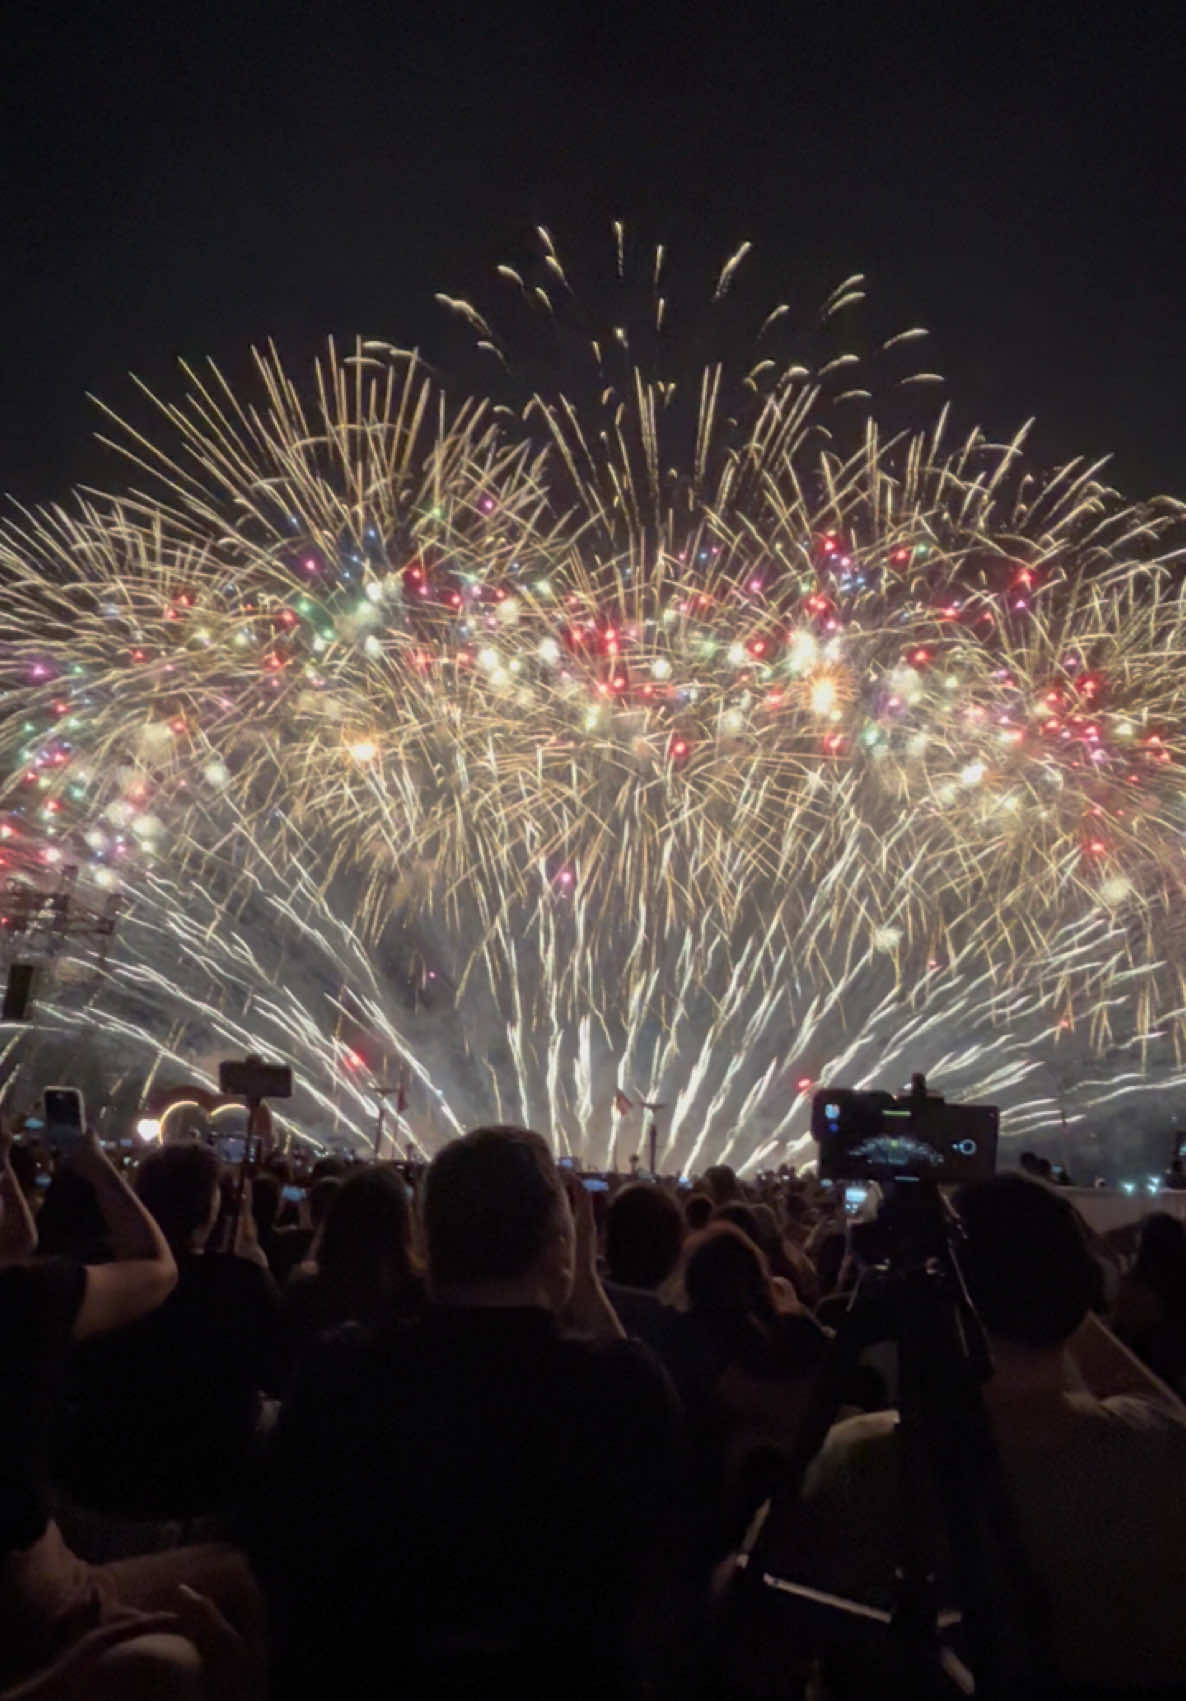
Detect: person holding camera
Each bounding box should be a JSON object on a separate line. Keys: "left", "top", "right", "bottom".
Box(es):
{"left": 761, "top": 1174, "right": 1186, "bottom": 1692}
{"left": 51, "top": 1141, "right": 281, "bottom": 1532}
{"left": 1, "top": 1131, "right": 262, "bottom": 1699}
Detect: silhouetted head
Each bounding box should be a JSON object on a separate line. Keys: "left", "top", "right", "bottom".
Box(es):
{"left": 684, "top": 1221, "right": 775, "bottom": 1325}
{"left": 424, "top": 1126, "right": 572, "bottom": 1310}
{"left": 1132, "top": 1212, "right": 1186, "bottom": 1311}
{"left": 136, "top": 1141, "right": 222, "bottom": 1255}
{"left": 713, "top": 1201, "right": 763, "bottom": 1246}
{"left": 318, "top": 1165, "right": 417, "bottom": 1303}
{"left": 684, "top": 1192, "right": 714, "bottom": 1232}
{"left": 307, "top": 1174, "right": 341, "bottom": 1228}
{"left": 704, "top": 1163, "right": 741, "bottom": 1206}
{"left": 955, "top": 1174, "right": 1096, "bottom": 1349}
{"left": 605, "top": 1183, "right": 684, "bottom": 1289}
{"left": 250, "top": 1170, "right": 281, "bottom": 1237}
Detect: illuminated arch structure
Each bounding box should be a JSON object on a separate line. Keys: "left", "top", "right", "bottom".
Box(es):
{"left": 138, "top": 1083, "right": 276, "bottom": 1151}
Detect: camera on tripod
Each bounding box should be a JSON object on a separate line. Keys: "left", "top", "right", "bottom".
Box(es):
{"left": 812, "top": 1072, "right": 998, "bottom": 1185}
{"left": 812, "top": 1074, "right": 998, "bottom": 1269}
{"left": 723, "top": 1077, "right": 1018, "bottom": 1697}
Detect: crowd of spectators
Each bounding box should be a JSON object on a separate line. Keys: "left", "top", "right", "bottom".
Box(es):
{"left": 3, "top": 1115, "right": 1186, "bottom": 1699}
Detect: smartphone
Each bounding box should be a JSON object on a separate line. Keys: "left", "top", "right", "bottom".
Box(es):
{"left": 581, "top": 1177, "right": 609, "bottom": 1193}
{"left": 43, "top": 1087, "right": 86, "bottom": 1157}
{"left": 218, "top": 1057, "right": 293, "bottom": 1100}
{"left": 281, "top": 1184, "right": 306, "bottom": 1205}
{"left": 844, "top": 1183, "right": 870, "bottom": 1216}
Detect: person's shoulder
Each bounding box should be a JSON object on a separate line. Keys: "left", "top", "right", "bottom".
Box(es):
{"left": 787, "top": 1410, "right": 904, "bottom": 1579}
{"left": 0, "top": 1254, "right": 86, "bottom": 1307}
{"left": 196, "top": 1251, "right": 276, "bottom": 1297}
{"left": 805, "top": 1408, "right": 898, "bottom": 1497}
{"left": 601, "top": 1280, "right": 663, "bottom": 1319}
{"left": 269, "top": 1227, "right": 313, "bottom": 1273}
{"left": 0, "top": 1256, "right": 87, "bottom": 1336}
{"left": 285, "top": 1319, "right": 384, "bottom": 1409}
{"left": 282, "top": 1265, "right": 317, "bottom": 1301}
{"left": 765, "top": 1407, "right": 904, "bottom": 1602}
{"left": 563, "top": 1327, "right": 666, "bottom": 1374}
{"left": 574, "top": 1334, "right": 685, "bottom": 1430}
{"left": 602, "top": 1278, "right": 663, "bottom": 1306}
{"left": 768, "top": 1308, "right": 830, "bottom": 1363}
{"left": 178, "top": 1254, "right": 277, "bottom": 1337}
{"left": 552, "top": 1326, "right": 670, "bottom": 1393}
{"left": 1090, "top": 1391, "right": 1186, "bottom": 1438}
{"left": 1055, "top": 1391, "right": 1186, "bottom": 1496}
{"left": 818, "top": 1407, "right": 898, "bottom": 1453}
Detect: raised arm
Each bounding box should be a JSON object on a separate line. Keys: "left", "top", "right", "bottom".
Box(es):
{"left": 69, "top": 1132, "right": 177, "bottom": 1338}
{"left": 562, "top": 1173, "right": 625, "bottom": 1340}
{"left": 0, "top": 1126, "right": 38, "bottom": 1262}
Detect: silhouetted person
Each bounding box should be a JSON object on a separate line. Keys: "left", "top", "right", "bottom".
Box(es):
{"left": 267, "top": 1173, "right": 340, "bottom": 1286}
{"left": 248, "top": 1169, "right": 281, "bottom": 1263}
{"left": 1114, "top": 1210, "right": 1186, "bottom": 1391}
{"left": 769, "top": 1174, "right": 1186, "bottom": 1691}
{"left": 602, "top": 1181, "right": 689, "bottom": 1370}
{"left": 715, "top": 1198, "right": 820, "bottom": 1308}
{"left": 256, "top": 1126, "right": 687, "bottom": 1701}
{"left": 54, "top": 1141, "right": 280, "bottom": 1523}
{"left": 704, "top": 1163, "right": 741, "bottom": 1206}
{"left": 681, "top": 1222, "right": 830, "bottom": 1549}
{"left": 605, "top": 1181, "right": 684, "bottom": 1294}
{"left": 2, "top": 1132, "right": 262, "bottom": 1697}
{"left": 1162, "top": 1156, "right": 1186, "bottom": 1191}
{"left": 684, "top": 1191, "right": 714, "bottom": 1231}
{"left": 281, "top": 1165, "right": 423, "bottom": 1375}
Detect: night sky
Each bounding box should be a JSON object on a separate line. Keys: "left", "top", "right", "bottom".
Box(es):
{"left": 5, "top": 2, "right": 1184, "bottom": 505}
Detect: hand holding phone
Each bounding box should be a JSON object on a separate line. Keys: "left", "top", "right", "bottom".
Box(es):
{"left": 233, "top": 1178, "right": 269, "bottom": 1269}
{"left": 68, "top": 1128, "right": 114, "bottom": 1184}
{"left": 43, "top": 1087, "right": 86, "bottom": 1159}
{"left": 562, "top": 1171, "right": 599, "bottom": 1280}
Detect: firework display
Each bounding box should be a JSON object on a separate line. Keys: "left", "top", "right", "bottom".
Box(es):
{"left": 2, "top": 236, "right": 1185, "bottom": 1171}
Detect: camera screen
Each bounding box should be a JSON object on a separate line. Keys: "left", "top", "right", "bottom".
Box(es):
{"left": 813, "top": 1088, "right": 998, "bottom": 1183}
{"left": 43, "top": 1087, "right": 85, "bottom": 1155}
